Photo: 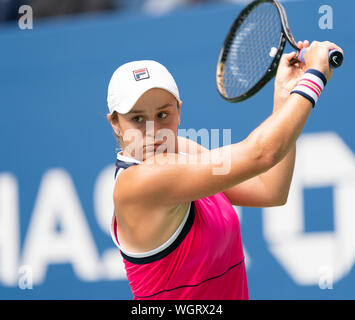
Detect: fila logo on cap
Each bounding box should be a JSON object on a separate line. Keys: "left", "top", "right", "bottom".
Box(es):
{"left": 133, "top": 68, "right": 150, "bottom": 81}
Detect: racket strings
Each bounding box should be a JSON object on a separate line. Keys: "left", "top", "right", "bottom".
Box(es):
{"left": 222, "top": 3, "right": 282, "bottom": 99}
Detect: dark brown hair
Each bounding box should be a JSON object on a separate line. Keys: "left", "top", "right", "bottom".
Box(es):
{"left": 110, "top": 111, "right": 121, "bottom": 149}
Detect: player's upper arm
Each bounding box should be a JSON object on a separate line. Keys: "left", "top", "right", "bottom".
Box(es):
{"left": 222, "top": 175, "right": 285, "bottom": 207}
{"left": 115, "top": 138, "right": 273, "bottom": 210}
{"left": 177, "top": 135, "right": 210, "bottom": 154}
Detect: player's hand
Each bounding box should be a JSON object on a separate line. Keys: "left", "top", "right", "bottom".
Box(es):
{"left": 304, "top": 41, "right": 343, "bottom": 81}
{"left": 273, "top": 40, "right": 309, "bottom": 111}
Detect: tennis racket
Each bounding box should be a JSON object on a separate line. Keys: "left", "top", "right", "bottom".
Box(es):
{"left": 216, "top": 0, "right": 343, "bottom": 103}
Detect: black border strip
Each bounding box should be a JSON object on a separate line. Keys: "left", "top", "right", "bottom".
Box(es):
{"left": 291, "top": 90, "right": 316, "bottom": 107}
{"left": 134, "top": 258, "right": 245, "bottom": 299}
{"left": 306, "top": 69, "right": 327, "bottom": 86}
{"left": 114, "top": 159, "right": 138, "bottom": 179}
{"left": 120, "top": 201, "right": 196, "bottom": 265}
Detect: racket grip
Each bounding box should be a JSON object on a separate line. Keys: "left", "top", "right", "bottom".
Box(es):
{"left": 297, "top": 48, "right": 344, "bottom": 68}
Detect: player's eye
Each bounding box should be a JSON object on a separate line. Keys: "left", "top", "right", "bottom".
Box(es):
{"left": 132, "top": 115, "right": 144, "bottom": 123}
{"left": 158, "top": 112, "right": 168, "bottom": 119}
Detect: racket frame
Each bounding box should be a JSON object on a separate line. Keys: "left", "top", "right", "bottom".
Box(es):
{"left": 216, "top": 0, "right": 297, "bottom": 103}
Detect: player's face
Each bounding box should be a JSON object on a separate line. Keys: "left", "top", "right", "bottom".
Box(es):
{"left": 116, "top": 88, "right": 181, "bottom": 161}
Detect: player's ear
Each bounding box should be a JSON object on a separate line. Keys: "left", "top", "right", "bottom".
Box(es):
{"left": 177, "top": 100, "right": 182, "bottom": 125}
{"left": 107, "top": 112, "right": 121, "bottom": 133}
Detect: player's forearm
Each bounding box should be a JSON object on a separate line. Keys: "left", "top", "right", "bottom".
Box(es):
{"left": 255, "top": 89, "right": 297, "bottom": 205}
{"left": 258, "top": 144, "right": 296, "bottom": 205}
{"left": 246, "top": 93, "right": 312, "bottom": 169}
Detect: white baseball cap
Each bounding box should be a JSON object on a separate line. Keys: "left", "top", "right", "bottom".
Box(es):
{"left": 107, "top": 60, "right": 181, "bottom": 114}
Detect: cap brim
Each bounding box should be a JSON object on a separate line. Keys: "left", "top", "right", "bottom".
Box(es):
{"left": 113, "top": 82, "right": 180, "bottom": 114}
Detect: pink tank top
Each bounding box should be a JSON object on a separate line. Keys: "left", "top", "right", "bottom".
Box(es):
{"left": 111, "top": 152, "right": 249, "bottom": 300}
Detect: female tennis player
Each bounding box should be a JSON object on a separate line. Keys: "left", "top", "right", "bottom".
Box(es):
{"left": 106, "top": 40, "right": 342, "bottom": 300}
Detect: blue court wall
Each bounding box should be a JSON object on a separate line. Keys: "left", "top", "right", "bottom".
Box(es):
{"left": 0, "top": 0, "right": 354, "bottom": 299}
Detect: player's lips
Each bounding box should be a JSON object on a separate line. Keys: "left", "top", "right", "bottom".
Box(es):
{"left": 144, "top": 142, "right": 163, "bottom": 150}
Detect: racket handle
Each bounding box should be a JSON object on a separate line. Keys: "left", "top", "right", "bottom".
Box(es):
{"left": 297, "top": 48, "right": 344, "bottom": 68}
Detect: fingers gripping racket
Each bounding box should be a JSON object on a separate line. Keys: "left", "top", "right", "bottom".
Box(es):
{"left": 216, "top": 0, "right": 343, "bottom": 103}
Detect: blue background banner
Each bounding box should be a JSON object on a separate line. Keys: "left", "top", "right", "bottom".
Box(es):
{"left": 1, "top": 0, "right": 354, "bottom": 299}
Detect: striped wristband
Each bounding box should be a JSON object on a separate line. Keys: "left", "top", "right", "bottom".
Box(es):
{"left": 290, "top": 69, "right": 327, "bottom": 107}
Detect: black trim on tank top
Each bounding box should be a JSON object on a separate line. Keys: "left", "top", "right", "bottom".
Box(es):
{"left": 120, "top": 201, "right": 195, "bottom": 265}
{"left": 115, "top": 159, "right": 138, "bottom": 179}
